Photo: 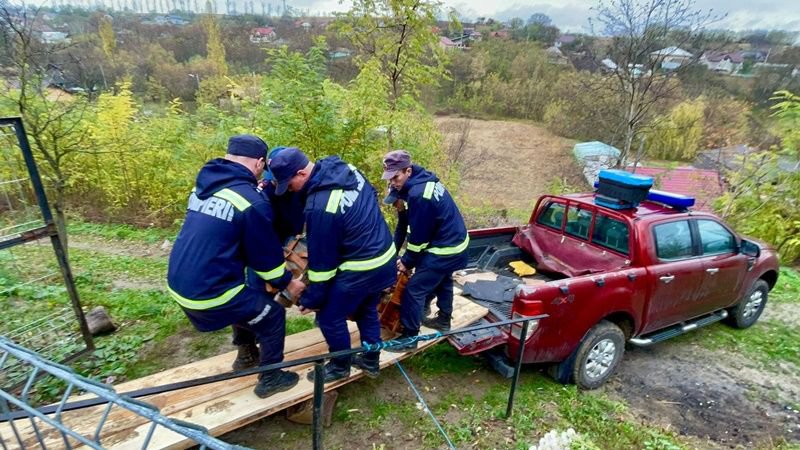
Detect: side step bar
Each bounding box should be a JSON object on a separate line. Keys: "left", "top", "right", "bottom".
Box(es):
{"left": 629, "top": 310, "right": 728, "bottom": 346}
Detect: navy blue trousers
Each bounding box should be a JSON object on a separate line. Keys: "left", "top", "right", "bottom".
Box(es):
{"left": 183, "top": 286, "right": 286, "bottom": 367}
{"left": 317, "top": 283, "right": 384, "bottom": 366}
{"left": 400, "top": 269, "right": 454, "bottom": 336}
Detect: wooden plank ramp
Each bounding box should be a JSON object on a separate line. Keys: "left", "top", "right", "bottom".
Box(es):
{"left": 1, "top": 296, "right": 487, "bottom": 450}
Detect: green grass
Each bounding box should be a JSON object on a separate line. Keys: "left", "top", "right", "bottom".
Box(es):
{"left": 680, "top": 319, "right": 800, "bottom": 367}
{"left": 68, "top": 219, "right": 178, "bottom": 244}
{"left": 772, "top": 267, "right": 800, "bottom": 304}
{"left": 71, "top": 248, "right": 168, "bottom": 281}
{"left": 340, "top": 344, "right": 688, "bottom": 449}
{"left": 675, "top": 267, "right": 800, "bottom": 368}
{"left": 286, "top": 316, "right": 315, "bottom": 335}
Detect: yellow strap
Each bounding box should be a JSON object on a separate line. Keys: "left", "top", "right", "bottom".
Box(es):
{"left": 325, "top": 189, "right": 343, "bottom": 213}
{"left": 254, "top": 262, "right": 286, "bottom": 281}
{"left": 422, "top": 181, "right": 435, "bottom": 200}
{"left": 214, "top": 188, "right": 251, "bottom": 211}
{"left": 339, "top": 244, "right": 396, "bottom": 271}
{"left": 167, "top": 284, "right": 245, "bottom": 310}
{"left": 426, "top": 235, "right": 470, "bottom": 256}
{"left": 308, "top": 268, "right": 337, "bottom": 282}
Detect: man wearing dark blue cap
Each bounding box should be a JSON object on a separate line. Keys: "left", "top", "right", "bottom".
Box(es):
{"left": 380, "top": 150, "right": 469, "bottom": 351}
{"left": 270, "top": 148, "right": 396, "bottom": 383}
{"left": 167, "top": 135, "right": 305, "bottom": 399}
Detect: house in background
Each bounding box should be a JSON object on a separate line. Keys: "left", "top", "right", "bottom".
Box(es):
{"left": 488, "top": 30, "right": 511, "bottom": 39}
{"left": 250, "top": 27, "right": 276, "bottom": 44}
{"left": 328, "top": 48, "right": 352, "bottom": 60}
{"left": 40, "top": 31, "right": 69, "bottom": 44}
{"left": 700, "top": 51, "right": 744, "bottom": 74}
{"left": 626, "top": 166, "right": 723, "bottom": 212}
{"left": 439, "top": 36, "right": 461, "bottom": 50}
{"left": 600, "top": 58, "right": 617, "bottom": 72}
{"left": 555, "top": 34, "right": 576, "bottom": 48}
{"left": 650, "top": 47, "right": 693, "bottom": 70}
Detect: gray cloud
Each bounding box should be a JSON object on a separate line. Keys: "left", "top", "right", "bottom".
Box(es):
{"left": 484, "top": 0, "right": 799, "bottom": 32}
{"left": 295, "top": 0, "right": 798, "bottom": 31}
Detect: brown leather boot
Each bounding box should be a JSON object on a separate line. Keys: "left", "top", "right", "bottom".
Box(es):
{"left": 232, "top": 343, "right": 259, "bottom": 371}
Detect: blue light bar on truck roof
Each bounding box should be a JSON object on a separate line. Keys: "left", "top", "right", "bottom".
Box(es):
{"left": 591, "top": 182, "right": 696, "bottom": 210}
{"left": 646, "top": 189, "right": 695, "bottom": 209}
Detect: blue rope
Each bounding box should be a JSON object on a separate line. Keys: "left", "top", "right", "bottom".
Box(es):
{"left": 361, "top": 331, "right": 443, "bottom": 352}
{"left": 394, "top": 361, "right": 456, "bottom": 450}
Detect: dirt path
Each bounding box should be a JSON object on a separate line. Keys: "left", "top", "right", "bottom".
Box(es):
{"left": 69, "top": 235, "right": 171, "bottom": 259}
{"left": 436, "top": 117, "right": 587, "bottom": 215}
{"left": 604, "top": 338, "right": 800, "bottom": 447}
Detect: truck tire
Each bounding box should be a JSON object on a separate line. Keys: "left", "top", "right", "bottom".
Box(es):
{"left": 549, "top": 320, "right": 625, "bottom": 390}
{"left": 726, "top": 279, "right": 769, "bottom": 329}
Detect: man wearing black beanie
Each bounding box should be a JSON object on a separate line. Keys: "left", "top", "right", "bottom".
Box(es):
{"left": 167, "top": 135, "right": 305, "bottom": 399}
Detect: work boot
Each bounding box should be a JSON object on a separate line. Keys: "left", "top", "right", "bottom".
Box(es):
{"left": 422, "top": 312, "right": 451, "bottom": 332}
{"left": 385, "top": 333, "right": 418, "bottom": 353}
{"left": 232, "top": 343, "right": 259, "bottom": 371}
{"left": 306, "top": 358, "right": 351, "bottom": 384}
{"left": 254, "top": 370, "right": 299, "bottom": 398}
{"left": 352, "top": 351, "right": 381, "bottom": 378}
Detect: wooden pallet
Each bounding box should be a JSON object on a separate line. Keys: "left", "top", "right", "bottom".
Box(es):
{"left": 1, "top": 296, "right": 487, "bottom": 450}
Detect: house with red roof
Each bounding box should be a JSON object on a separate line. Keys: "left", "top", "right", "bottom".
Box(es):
{"left": 626, "top": 166, "right": 724, "bottom": 212}
{"left": 700, "top": 51, "right": 744, "bottom": 74}
{"left": 439, "top": 36, "right": 460, "bottom": 50}
{"left": 250, "top": 27, "right": 276, "bottom": 44}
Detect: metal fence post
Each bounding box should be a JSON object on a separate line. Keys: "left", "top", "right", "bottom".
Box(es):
{"left": 506, "top": 320, "right": 529, "bottom": 418}
{"left": 312, "top": 361, "right": 325, "bottom": 450}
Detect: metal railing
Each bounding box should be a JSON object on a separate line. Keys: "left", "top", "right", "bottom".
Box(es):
{"left": 0, "top": 117, "right": 94, "bottom": 390}
{"left": 0, "top": 337, "right": 246, "bottom": 450}
{"left": 1, "top": 313, "right": 545, "bottom": 449}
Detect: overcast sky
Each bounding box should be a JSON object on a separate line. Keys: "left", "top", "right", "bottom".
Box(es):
{"left": 295, "top": 0, "right": 800, "bottom": 32}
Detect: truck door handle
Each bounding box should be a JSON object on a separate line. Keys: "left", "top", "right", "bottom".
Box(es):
{"left": 659, "top": 275, "right": 675, "bottom": 284}
{"left": 706, "top": 268, "right": 719, "bottom": 274}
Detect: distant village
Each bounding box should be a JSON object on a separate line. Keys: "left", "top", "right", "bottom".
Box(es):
{"left": 22, "top": 6, "right": 800, "bottom": 81}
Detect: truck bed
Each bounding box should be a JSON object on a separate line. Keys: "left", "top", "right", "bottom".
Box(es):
{"left": 465, "top": 228, "right": 561, "bottom": 300}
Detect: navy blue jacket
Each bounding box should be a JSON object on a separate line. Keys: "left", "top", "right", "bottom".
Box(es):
{"left": 300, "top": 156, "right": 396, "bottom": 309}
{"left": 263, "top": 182, "right": 305, "bottom": 242}
{"left": 398, "top": 165, "right": 469, "bottom": 273}
{"left": 167, "top": 159, "right": 292, "bottom": 318}
{"left": 246, "top": 182, "right": 306, "bottom": 291}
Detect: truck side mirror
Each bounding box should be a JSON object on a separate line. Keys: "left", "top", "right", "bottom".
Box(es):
{"left": 740, "top": 239, "right": 760, "bottom": 258}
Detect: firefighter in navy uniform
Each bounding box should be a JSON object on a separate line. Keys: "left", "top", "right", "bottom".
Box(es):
{"left": 380, "top": 150, "right": 469, "bottom": 351}
{"left": 270, "top": 148, "right": 396, "bottom": 383}
{"left": 167, "top": 135, "right": 305, "bottom": 399}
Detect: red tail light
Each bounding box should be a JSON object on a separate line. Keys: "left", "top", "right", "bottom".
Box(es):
{"left": 510, "top": 299, "right": 544, "bottom": 341}
{"left": 516, "top": 299, "right": 544, "bottom": 316}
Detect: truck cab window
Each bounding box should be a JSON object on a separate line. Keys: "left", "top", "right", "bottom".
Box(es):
{"left": 697, "top": 220, "right": 735, "bottom": 255}
{"left": 592, "top": 214, "right": 629, "bottom": 255}
{"left": 654, "top": 220, "right": 693, "bottom": 260}
{"left": 536, "top": 202, "right": 566, "bottom": 231}
{"left": 565, "top": 207, "right": 592, "bottom": 240}
{"left": 653, "top": 220, "right": 692, "bottom": 261}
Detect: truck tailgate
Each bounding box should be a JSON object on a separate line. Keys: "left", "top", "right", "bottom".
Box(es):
{"left": 449, "top": 270, "right": 553, "bottom": 355}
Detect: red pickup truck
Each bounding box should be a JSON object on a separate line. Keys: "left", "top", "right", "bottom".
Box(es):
{"left": 450, "top": 189, "right": 779, "bottom": 389}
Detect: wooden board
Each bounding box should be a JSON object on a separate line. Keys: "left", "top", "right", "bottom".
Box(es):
{"left": 1, "top": 296, "right": 487, "bottom": 450}
{"left": 454, "top": 271, "right": 498, "bottom": 285}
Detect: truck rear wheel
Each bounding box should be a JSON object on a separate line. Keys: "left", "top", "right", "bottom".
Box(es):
{"left": 550, "top": 320, "right": 625, "bottom": 390}
{"left": 726, "top": 279, "right": 769, "bottom": 329}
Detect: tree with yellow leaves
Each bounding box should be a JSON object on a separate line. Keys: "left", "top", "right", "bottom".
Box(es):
{"left": 202, "top": 15, "right": 227, "bottom": 77}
